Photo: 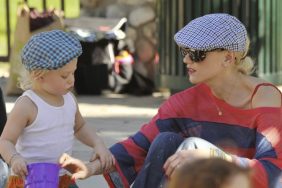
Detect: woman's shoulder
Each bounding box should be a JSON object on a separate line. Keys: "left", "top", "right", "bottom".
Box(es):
{"left": 166, "top": 84, "right": 208, "bottom": 107}
{"left": 170, "top": 84, "right": 206, "bottom": 98}
{"left": 247, "top": 77, "right": 281, "bottom": 108}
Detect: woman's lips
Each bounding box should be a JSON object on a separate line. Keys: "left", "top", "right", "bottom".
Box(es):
{"left": 188, "top": 68, "right": 196, "bottom": 75}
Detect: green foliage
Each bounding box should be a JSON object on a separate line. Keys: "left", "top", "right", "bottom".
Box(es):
{"left": 0, "top": 0, "right": 80, "bottom": 56}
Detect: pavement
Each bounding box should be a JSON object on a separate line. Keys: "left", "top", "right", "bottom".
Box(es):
{"left": 1, "top": 76, "right": 167, "bottom": 188}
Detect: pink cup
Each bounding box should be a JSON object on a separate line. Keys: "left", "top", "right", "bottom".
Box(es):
{"left": 24, "top": 162, "right": 60, "bottom": 188}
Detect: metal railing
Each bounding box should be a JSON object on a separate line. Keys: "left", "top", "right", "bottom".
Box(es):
{"left": 157, "top": 0, "right": 282, "bottom": 90}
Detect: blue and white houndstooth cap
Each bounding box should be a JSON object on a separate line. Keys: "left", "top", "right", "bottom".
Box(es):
{"left": 21, "top": 30, "right": 82, "bottom": 71}
{"left": 174, "top": 13, "right": 247, "bottom": 52}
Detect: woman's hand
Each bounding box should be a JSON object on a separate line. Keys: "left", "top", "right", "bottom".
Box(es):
{"left": 90, "top": 143, "right": 115, "bottom": 173}
{"left": 59, "top": 153, "right": 97, "bottom": 180}
{"left": 10, "top": 154, "right": 28, "bottom": 178}
{"left": 163, "top": 149, "right": 210, "bottom": 178}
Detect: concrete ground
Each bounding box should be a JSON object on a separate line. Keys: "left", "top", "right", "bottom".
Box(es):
{"left": 2, "top": 77, "right": 166, "bottom": 187}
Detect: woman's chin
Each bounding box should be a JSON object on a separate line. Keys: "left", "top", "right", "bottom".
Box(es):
{"left": 188, "top": 77, "right": 199, "bottom": 84}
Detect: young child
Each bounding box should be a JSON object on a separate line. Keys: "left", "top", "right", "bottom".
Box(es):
{"left": 166, "top": 158, "right": 252, "bottom": 188}
{"left": 0, "top": 30, "right": 114, "bottom": 188}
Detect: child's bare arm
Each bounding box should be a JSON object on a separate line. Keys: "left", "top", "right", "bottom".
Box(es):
{"left": 74, "top": 106, "right": 114, "bottom": 171}
{"left": 0, "top": 97, "right": 33, "bottom": 161}
{"left": 60, "top": 153, "right": 116, "bottom": 179}
{"left": 73, "top": 108, "right": 100, "bottom": 147}
{"left": 0, "top": 96, "right": 35, "bottom": 177}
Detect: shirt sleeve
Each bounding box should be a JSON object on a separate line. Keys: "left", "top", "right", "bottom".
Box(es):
{"left": 232, "top": 110, "right": 282, "bottom": 188}
{"left": 103, "top": 97, "right": 180, "bottom": 188}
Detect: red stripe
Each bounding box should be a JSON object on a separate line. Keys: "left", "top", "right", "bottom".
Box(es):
{"left": 103, "top": 158, "right": 130, "bottom": 188}
{"left": 249, "top": 160, "right": 268, "bottom": 188}
{"left": 140, "top": 120, "right": 160, "bottom": 142}
{"left": 103, "top": 174, "right": 116, "bottom": 188}
{"left": 222, "top": 147, "right": 256, "bottom": 158}
{"left": 122, "top": 139, "right": 146, "bottom": 172}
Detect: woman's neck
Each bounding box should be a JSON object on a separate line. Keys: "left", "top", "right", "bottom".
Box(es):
{"left": 208, "top": 73, "right": 239, "bottom": 98}
{"left": 207, "top": 72, "right": 250, "bottom": 105}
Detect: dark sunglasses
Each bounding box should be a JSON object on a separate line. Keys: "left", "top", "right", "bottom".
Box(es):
{"left": 179, "top": 47, "right": 225, "bottom": 62}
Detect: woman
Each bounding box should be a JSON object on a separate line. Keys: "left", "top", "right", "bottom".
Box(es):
{"left": 60, "top": 13, "right": 282, "bottom": 188}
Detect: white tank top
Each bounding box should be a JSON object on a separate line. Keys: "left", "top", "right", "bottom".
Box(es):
{"left": 15, "top": 90, "right": 76, "bottom": 175}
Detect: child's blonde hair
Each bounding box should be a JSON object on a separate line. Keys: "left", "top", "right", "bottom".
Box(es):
{"left": 18, "top": 69, "right": 49, "bottom": 91}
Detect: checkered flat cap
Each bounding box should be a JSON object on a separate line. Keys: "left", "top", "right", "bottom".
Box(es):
{"left": 174, "top": 13, "right": 247, "bottom": 52}
{"left": 21, "top": 30, "right": 82, "bottom": 71}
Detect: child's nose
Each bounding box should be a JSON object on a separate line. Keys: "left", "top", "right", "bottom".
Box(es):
{"left": 68, "top": 75, "right": 75, "bottom": 85}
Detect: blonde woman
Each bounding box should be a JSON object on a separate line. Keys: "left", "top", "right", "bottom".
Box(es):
{"left": 59, "top": 14, "right": 282, "bottom": 188}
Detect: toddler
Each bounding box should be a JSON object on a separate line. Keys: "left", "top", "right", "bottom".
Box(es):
{"left": 0, "top": 30, "right": 114, "bottom": 188}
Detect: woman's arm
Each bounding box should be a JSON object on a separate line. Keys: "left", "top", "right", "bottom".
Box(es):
{"left": 105, "top": 96, "right": 182, "bottom": 188}
{"left": 248, "top": 84, "right": 282, "bottom": 188}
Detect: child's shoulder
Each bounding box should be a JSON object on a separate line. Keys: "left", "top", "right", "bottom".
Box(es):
{"left": 9, "top": 95, "right": 37, "bottom": 126}
{"left": 66, "top": 92, "right": 78, "bottom": 104}
{"left": 14, "top": 95, "right": 37, "bottom": 113}
{"left": 16, "top": 94, "right": 34, "bottom": 105}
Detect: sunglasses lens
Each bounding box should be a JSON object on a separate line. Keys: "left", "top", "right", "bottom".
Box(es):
{"left": 180, "top": 47, "right": 207, "bottom": 62}
{"left": 191, "top": 51, "right": 207, "bottom": 62}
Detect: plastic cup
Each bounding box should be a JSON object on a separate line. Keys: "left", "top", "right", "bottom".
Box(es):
{"left": 24, "top": 162, "right": 60, "bottom": 188}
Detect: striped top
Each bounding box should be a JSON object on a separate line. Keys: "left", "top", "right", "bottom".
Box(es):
{"left": 105, "top": 83, "right": 282, "bottom": 188}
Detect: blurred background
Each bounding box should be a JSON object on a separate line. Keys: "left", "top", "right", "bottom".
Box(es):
{"left": 0, "top": 0, "right": 282, "bottom": 95}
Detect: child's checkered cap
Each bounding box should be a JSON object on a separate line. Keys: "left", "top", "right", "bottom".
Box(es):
{"left": 21, "top": 30, "right": 82, "bottom": 71}
{"left": 174, "top": 13, "right": 247, "bottom": 52}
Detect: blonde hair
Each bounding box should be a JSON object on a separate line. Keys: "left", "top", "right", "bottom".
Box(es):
{"left": 167, "top": 158, "right": 251, "bottom": 188}
{"left": 19, "top": 69, "right": 49, "bottom": 91}
{"left": 234, "top": 37, "right": 255, "bottom": 75}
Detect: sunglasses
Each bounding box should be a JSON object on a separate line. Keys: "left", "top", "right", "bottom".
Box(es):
{"left": 179, "top": 47, "right": 225, "bottom": 62}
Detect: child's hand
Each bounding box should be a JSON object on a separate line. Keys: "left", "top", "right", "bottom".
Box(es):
{"left": 10, "top": 154, "right": 28, "bottom": 178}
{"left": 59, "top": 153, "right": 103, "bottom": 179}
{"left": 90, "top": 144, "right": 114, "bottom": 173}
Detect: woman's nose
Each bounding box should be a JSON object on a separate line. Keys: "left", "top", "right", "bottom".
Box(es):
{"left": 183, "top": 55, "right": 193, "bottom": 64}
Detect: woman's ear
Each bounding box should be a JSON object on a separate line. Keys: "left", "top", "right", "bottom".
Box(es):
{"left": 222, "top": 51, "right": 235, "bottom": 67}
{"left": 224, "top": 51, "right": 235, "bottom": 63}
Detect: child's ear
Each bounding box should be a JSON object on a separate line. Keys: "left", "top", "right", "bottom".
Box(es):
{"left": 32, "top": 71, "right": 46, "bottom": 82}
{"left": 39, "top": 76, "right": 44, "bottom": 81}
{"left": 34, "top": 75, "right": 44, "bottom": 82}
